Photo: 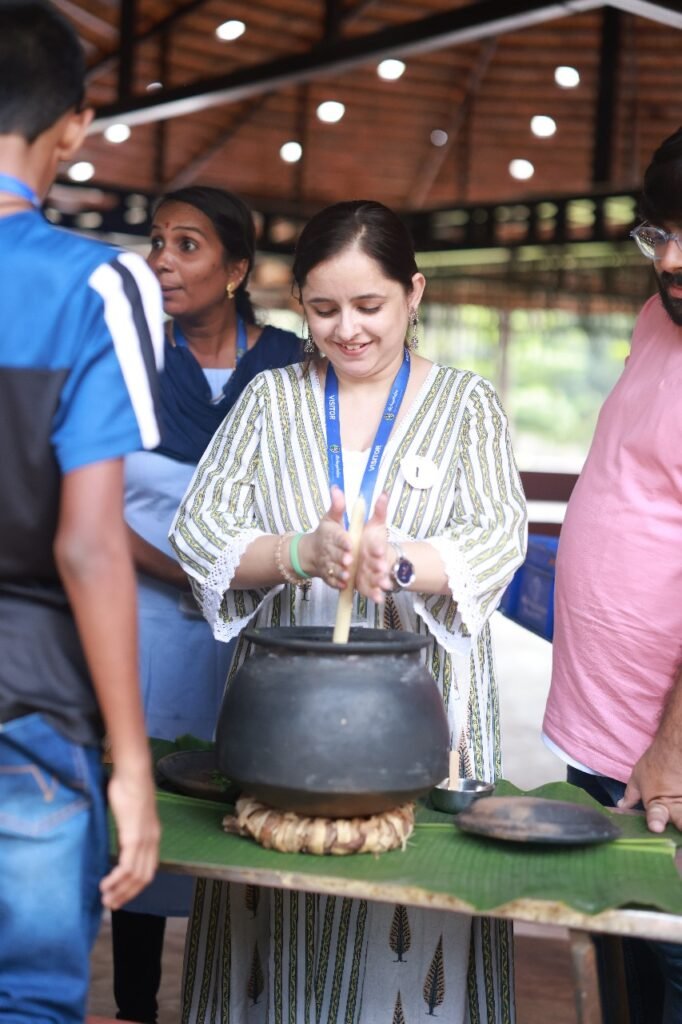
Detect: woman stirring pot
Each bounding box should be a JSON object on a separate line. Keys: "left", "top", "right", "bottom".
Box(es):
{"left": 170, "top": 200, "right": 527, "bottom": 1023}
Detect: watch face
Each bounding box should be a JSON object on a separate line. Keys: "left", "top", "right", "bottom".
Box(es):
{"left": 395, "top": 557, "right": 415, "bottom": 586}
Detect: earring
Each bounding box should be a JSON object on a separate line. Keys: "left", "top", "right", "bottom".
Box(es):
{"left": 408, "top": 308, "right": 419, "bottom": 351}
{"left": 226, "top": 282, "right": 235, "bottom": 300}
{"left": 303, "top": 327, "right": 316, "bottom": 356}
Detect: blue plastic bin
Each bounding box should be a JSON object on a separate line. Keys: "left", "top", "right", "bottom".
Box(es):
{"left": 498, "top": 534, "right": 558, "bottom": 641}
{"left": 498, "top": 567, "right": 523, "bottom": 618}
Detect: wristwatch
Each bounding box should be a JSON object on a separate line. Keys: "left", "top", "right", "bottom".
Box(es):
{"left": 389, "top": 541, "right": 416, "bottom": 591}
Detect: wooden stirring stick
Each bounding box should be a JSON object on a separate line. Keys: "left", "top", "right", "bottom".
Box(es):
{"left": 332, "top": 497, "right": 366, "bottom": 644}
{"left": 448, "top": 749, "right": 460, "bottom": 790}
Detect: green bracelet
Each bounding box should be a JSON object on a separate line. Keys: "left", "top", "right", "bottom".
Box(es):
{"left": 289, "top": 532, "right": 311, "bottom": 580}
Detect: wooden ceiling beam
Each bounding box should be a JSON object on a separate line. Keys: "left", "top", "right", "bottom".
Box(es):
{"left": 86, "top": 0, "right": 212, "bottom": 85}
{"left": 591, "top": 7, "right": 622, "bottom": 184}
{"left": 409, "top": 38, "right": 498, "bottom": 208}
{"left": 344, "top": 0, "right": 379, "bottom": 25}
{"left": 163, "top": 0, "right": 375, "bottom": 194}
{"left": 153, "top": 27, "right": 171, "bottom": 188}
{"left": 117, "top": 0, "right": 137, "bottom": 103}
{"left": 324, "top": 0, "right": 344, "bottom": 41}
{"left": 606, "top": 0, "right": 682, "bottom": 28}
{"left": 90, "top": 0, "right": 605, "bottom": 132}
{"left": 163, "top": 96, "right": 272, "bottom": 191}
{"left": 55, "top": 0, "right": 117, "bottom": 42}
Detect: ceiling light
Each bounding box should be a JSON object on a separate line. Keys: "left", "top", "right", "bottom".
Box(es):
{"left": 145, "top": 81, "right": 163, "bottom": 91}
{"left": 280, "top": 141, "right": 302, "bottom": 163}
{"left": 530, "top": 115, "right": 556, "bottom": 138}
{"left": 316, "top": 101, "right": 345, "bottom": 124}
{"left": 377, "top": 59, "right": 405, "bottom": 81}
{"left": 509, "top": 159, "right": 534, "bottom": 181}
{"left": 124, "top": 207, "right": 149, "bottom": 225}
{"left": 430, "top": 129, "right": 449, "bottom": 147}
{"left": 216, "top": 20, "right": 246, "bottom": 41}
{"left": 126, "top": 193, "right": 148, "bottom": 210}
{"left": 76, "top": 211, "right": 103, "bottom": 229}
{"left": 104, "top": 123, "right": 131, "bottom": 144}
{"left": 554, "top": 66, "right": 580, "bottom": 88}
{"left": 67, "top": 161, "right": 95, "bottom": 182}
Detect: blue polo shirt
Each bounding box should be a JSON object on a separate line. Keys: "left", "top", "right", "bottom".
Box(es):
{"left": 0, "top": 210, "right": 164, "bottom": 744}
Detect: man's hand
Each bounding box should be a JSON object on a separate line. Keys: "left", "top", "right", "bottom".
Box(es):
{"left": 619, "top": 740, "right": 682, "bottom": 833}
{"left": 100, "top": 765, "right": 160, "bottom": 909}
{"left": 56, "top": 460, "right": 161, "bottom": 908}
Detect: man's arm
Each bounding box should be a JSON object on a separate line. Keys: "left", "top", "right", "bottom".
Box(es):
{"left": 54, "top": 457, "right": 160, "bottom": 909}
{"left": 620, "top": 664, "right": 682, "bottom": 832}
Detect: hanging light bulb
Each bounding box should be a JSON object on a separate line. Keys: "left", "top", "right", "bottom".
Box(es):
{"left": 216, "top": 20, "right": 245, "bottom": 41}
{"left": 280, "top": 141, "right": 302, "bottom": 163}
{"left": 509, "top": 159, "right": 534, "bottom": 181}
{"left": 67, "top": 161, "right": 95, "bottom": 182}
{"left": 554, "top": 66, "right": 580, "bottom": 88}
{"left": 316, "top": 101, "right": 345, "bottom": 124}
{"left": 377, "top": 59, "right": 406, "bottom": 81}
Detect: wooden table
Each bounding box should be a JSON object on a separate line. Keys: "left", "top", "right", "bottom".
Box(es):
{"left": 147, "top": 786, "right": 682, "bottom": 1024}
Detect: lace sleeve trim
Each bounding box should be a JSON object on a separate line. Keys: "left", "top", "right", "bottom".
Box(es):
{"left": 198, "top": 528, "right": 280, "bottom": 642}
{"left": 388, "top": 528, "right": 481, "bottom": 656}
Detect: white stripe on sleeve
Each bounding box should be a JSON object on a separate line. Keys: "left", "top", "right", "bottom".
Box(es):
{"left": 88, "top": 259, "right": 162, "bottom": 450}
{"left": 117, "top": 250, "right": 164, "bottom": 371}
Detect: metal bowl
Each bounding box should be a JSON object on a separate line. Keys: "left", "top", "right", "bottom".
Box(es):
{"left": 430, "top": 777, "right": 495, "bottom": 814}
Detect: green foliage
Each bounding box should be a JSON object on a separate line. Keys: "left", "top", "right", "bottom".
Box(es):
{"left": 421, "top": 303, "right": 635, "bottom": 469}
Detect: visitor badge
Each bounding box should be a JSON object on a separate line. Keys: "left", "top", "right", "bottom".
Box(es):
{"left": 401, "top": 455, "right": 438, "bottom": 489}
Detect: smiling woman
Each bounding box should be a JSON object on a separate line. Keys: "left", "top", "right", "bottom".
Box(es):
{"left": 169, "top": 199, "right": 527, "bottom": 1023}
{"left": 111, "top": 185, "right": 302, "bottom": 1024}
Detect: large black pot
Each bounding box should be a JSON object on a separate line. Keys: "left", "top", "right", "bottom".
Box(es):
{"left": 216, "top": 626, "right": 449, "bottom": 817}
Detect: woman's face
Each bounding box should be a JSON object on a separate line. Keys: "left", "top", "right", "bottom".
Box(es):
{"left": 301, "top": 244, "right": 425, "bottom": 380}
{"left": 147, "top": 200, "right": 246, "bottom": 319}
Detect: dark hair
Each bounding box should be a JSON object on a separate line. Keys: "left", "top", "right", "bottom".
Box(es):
{"left": 292, "top": 200, "right": 419, "bottom": 295}
{"left": 640, "top": 127, "right": 682, "bottom": 225}
{"left": 153, "top": 185, "right": 257, "bottom": 324}
{"left": 0, "top": 1, "right": 85, "bottom": 142}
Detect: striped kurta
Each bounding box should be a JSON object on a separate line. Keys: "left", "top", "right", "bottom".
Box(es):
{"left": 170, "top": 361, "right": 527, "bottom": 1024}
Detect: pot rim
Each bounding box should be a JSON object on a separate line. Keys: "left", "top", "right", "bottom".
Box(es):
{"left": 243, "top": 626, "right": 430, "bottom": 655}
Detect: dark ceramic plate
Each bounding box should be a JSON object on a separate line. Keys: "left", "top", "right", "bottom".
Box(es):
{"left": 156, "top": 750, "right": 240, "bottom": 803}
{"left": 455, "top": 796, "right": 622, "bottom": 845}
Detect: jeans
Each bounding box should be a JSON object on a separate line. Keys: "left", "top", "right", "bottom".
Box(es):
{"left": 0, "top": 712, "right": 108, "bottom": 1023}
{"left": 568, "top": 767, "right": 682, "bottom": 1024}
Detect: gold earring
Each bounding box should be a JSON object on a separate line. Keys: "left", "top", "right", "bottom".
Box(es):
{"left": 408, "top": 308, "right": 419, "bottom": 351}
{"left": 226, "top": 282, "right": 235, "bottom": 300}
{"left": 303, "top": 326, "right": 316, "bottom": 356}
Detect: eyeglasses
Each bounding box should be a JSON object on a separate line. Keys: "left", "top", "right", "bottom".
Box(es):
{"left": 630, "top": 223, "right": 682, "bottom": 260}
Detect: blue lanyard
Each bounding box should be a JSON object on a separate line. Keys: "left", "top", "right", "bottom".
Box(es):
{"left": 235, "top": 316, "right": 247, "bottom": 362}
{"left": 0, "top": 173, "right": 40, "bottom": 209}
{"left": 174, "top": 316, "right": 247, "bottom": 363}
{"left": 325, "top": 350, "right": 410, "bottom": 526}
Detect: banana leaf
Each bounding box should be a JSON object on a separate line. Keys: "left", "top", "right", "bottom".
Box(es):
{"left": 132, "top": 779, "right": 682, "bottom": 917}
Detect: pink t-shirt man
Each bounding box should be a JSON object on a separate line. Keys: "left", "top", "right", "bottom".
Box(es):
{"left": 544, "top": 294, "right": 682, "bottom": 782}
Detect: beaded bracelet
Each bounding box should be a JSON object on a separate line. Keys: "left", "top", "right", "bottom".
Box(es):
{"left": 289, "top": 532, "right": 311, "bottom": 580}
{"left": 275, "top": 533, "right": 311, "bottom": 599}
